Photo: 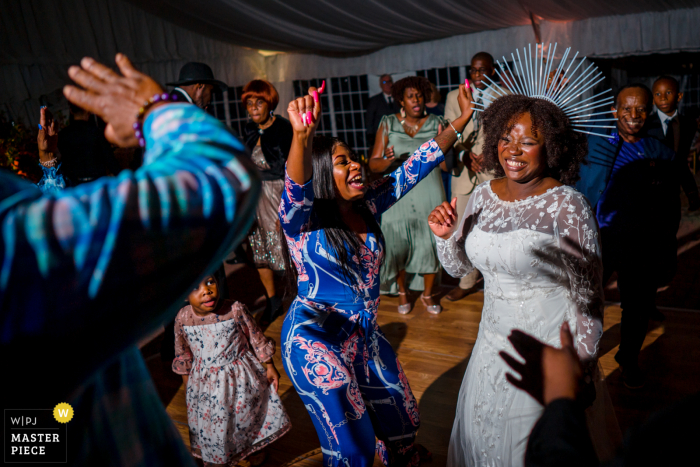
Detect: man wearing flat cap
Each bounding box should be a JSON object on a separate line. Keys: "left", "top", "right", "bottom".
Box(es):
{"left": 168, "top": 62, "right": 227, "bottom": 109}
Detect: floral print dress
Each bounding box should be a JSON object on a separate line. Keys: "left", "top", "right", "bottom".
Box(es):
{"left": 173, "top": 300, "right": 290, "bottom": 464}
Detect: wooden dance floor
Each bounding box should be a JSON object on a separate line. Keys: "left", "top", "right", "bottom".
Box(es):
{"left": 145, "top": 208, "right": 700, "bottom": 467}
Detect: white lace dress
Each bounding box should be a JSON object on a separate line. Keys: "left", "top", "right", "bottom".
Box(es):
{"left": 437, "top": 181, "right": 619, "bottom": 467}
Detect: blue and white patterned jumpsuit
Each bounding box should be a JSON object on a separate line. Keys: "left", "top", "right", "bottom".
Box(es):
{"left": 279, "top": 139, "right": 445, "bottom": 467}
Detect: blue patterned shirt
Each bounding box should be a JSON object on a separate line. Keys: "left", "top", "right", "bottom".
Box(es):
{"left": 1, "top": 104, "right": 259, "bottom": 466}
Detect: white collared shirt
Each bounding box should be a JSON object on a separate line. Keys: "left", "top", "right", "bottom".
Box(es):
{"left": 383, "top": 93, "right": 393, "bottom": 104}
{"left": 173, "top": 87, "right": 194, "bottom": 104}
{"left": 657, "top": 108, "right": 678, "bottom": 136}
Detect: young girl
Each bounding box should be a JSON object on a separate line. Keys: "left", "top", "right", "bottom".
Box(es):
{"left": 172, "top": 274, "right": 290, "bottom": 466}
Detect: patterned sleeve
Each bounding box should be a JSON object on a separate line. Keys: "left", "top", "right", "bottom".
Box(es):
{"left": 279, "top": 168, "right": 314, "bottom": 237}
{"left": 364, "top": 138, "right": 445, "bottom": 216}
{"left": 434, "top": 185, "right": 479, "bottom": 278}
{"left": 0, "top": 103, "right": 259, "bottom": 379}
{"left": 172, "top": 307, "right": 193, "bottom": 375}
{"left": 555, "top": 193, "right": 604, "bottom": 362}
{"left": 233, "top": 302, "right": 276, "bottom": 363}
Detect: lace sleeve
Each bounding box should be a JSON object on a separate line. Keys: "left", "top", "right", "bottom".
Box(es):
{"left": 435, "top": 185, "right": 481, "bottom": 278}
{"left": 555, "top": 192, "right": 604, "bottom": 362}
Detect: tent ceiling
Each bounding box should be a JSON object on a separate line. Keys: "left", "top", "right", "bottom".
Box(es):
{"left": 127, "top": 0, "right": 700, "bottom": 54}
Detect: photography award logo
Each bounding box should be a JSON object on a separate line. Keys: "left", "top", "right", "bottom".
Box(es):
{"left": 4, "top": 403, "right": 70, "bottom": 463}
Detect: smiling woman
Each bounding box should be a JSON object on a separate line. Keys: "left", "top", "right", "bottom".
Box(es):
{"left": 279, "top": 82, "right": 474, "bottom": 466}
{"left": 427, "top": 93, "right": 620, "bottom": 466}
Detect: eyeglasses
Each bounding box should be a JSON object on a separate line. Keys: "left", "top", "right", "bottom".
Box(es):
{"left": 469, "top": 67, "right": 492, "bottom": 75}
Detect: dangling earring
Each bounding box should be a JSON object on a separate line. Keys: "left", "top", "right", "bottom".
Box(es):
{"left": 269, "top": 110, "right": 274, "bottom": 117}
{"left": 400, "top": 107, "right": 406, "bottom": 125}
{"left": 423, "top": 108, "right": 427, "bottom": 117}
{"left": 247, "top": 113, "right": 251, "bottom": 121}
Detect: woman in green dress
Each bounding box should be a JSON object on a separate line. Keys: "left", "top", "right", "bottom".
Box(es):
{"left": 369, "top": 76, "right": 447, "bottom": 315}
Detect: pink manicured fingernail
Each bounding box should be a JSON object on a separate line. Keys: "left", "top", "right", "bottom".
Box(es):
{"left": 465, "top": 78, "right": 470, "bottom": 89}
{"left": 306, "top": 111, "right": 314, "bottom": 123}
{"left": 318, "top": 80, "right": 326, "bottom": 94}
{"left": 312, "top": 90, "right": 319, "bottom": 103}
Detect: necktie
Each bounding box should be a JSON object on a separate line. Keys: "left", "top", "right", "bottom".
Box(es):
{"left": 666, "top": 116, "right": 681, "bottom": 153}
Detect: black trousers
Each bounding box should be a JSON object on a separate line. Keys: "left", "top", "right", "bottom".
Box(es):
{"left": 601, "top": 227, "right": 676, "bottom": 367}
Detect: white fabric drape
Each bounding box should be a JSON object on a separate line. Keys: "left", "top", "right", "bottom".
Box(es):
{"left": 4, "top": 0, "right": 700, "bottom": 125}
{"left": 1, "top": 0, "right": 264, "bottom": 125}
{"left": 267, "top": 7, "right": 700, "bottom": 82}
{"left": 125, "top": 0, "right": 700, "bottom": 54}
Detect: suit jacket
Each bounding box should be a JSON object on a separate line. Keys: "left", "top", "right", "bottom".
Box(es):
{"left": 243, "top": 116, "right": 293, "bottom": 181}
{"left": 445, "top": 86, "right": 509, "bottom": 194}
{"left": 366, "top": 93, "right": 400, "bottom": 143}
{"left": 645, "top": 111, "right": 699, "bottom": 201}
{"left": 171, "top": 87, "right": 194, "bottom": 104}
{"left": 576, "top": 130, "right": 677, "bottom": 212}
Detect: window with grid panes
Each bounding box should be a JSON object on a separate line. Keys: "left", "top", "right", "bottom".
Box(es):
{"left": 679, "top": 74, "right": 700, "bottom": 116}
{"left": 417, "top": 66, "right": 464, "bottom": 103}
{"left": 207, "top": 86, "right": 248, "bottom": 139}
{"left": 293, "top": 75, "right": 371, "bottom": 156}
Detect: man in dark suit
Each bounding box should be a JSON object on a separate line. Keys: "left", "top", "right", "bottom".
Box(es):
{"left": 648, "top": 75, "right": 700, "bottom": 211}
{"left": 167, "top": 62, "right": 227, "bottom": 109}
{"left": 160, "top": 62, "right": 229, "bottom": 363}
{"left": 365, "top": 74, "right": 400, "bottom": 147}
{"left": 577, "top": 84, "right": 680, "bottom": 389}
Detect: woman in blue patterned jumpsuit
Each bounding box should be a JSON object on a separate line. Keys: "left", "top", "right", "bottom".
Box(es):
{"left": 279, "top": 83, "right": 474, "bottom": 466}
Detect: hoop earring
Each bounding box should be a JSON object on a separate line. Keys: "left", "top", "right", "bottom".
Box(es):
{"left": 247, "top": 113, "right": 251, "bottom": 121}
{"left": 400, "top": 107, "right": 406, "bottom": 125}
{"left": 269, "top": 110, "right": 274, "bottom": 117}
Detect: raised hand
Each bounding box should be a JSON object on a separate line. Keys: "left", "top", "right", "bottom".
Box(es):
{"left": 286, "top": 82, "right": 324, "bottom": 184}
{"left": 457, "top": 80, "right": 475, "bottom": 121}
{"left": 428, "top": 197, "right": 459, "bottom": 239}
{"left": 288, "top": 81, "right": 323, "bottom": 138}
{"left": 63, "top": 54, "right": 164, "bottom": 147}
{"left": 499, "top": 322, "right": 582, "bottom": 406}
{"left": 37, "top": 106, "right": 58, "bottom": 158}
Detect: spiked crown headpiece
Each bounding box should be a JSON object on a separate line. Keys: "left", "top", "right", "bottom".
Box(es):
{"left": 474, "top": 43, "right": 616, "bottom": 138}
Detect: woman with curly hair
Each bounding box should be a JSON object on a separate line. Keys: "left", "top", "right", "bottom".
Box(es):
{"left": 429, "top": 94, "right": 619, "bottom": 466}
{"left": 369, "top": 76, "right": 448, "bottom": 314}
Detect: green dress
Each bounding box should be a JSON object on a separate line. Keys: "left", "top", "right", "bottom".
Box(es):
{"left": 378, "top": 113, "right": 446, "bottom": 293}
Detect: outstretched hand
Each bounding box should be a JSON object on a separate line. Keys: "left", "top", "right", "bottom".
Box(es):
{"left": 63, "top": 54, "right": 164, "bottom": 147}
{"left": 428, "top": 197, "right": 459, "bottom": 239}
{"left": 37, "top": 107, "right": 58, "bottom": 157}
{"left": 499, "top": 322, "right": 582, "bottom": 406}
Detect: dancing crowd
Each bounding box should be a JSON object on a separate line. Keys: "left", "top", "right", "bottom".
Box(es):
{"left": 3, "top": 44, "right": 699, "bottom": 467}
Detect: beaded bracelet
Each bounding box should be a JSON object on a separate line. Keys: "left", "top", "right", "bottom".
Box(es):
{"left": 448, "top": 120, "right": 463, "bottom": 141}
{"left": 132, "top": 92, "right": 178, "bottom": 147}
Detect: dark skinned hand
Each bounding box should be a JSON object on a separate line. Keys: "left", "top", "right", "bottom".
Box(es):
{"left": 63, "top": 54, "right": 164, "bottom": 147}
{"left": 499, "top": 322, "right": 583, "bottom": 406}
{"left": 37, "top": 107, "right": 58, "bottom": 157}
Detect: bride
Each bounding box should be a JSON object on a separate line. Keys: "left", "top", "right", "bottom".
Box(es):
{"left": 429, "top": 93, "right": 619, "bottom": 466}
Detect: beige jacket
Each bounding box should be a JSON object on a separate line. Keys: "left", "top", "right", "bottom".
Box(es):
{"left": 445, "top": 86, "right": 509, "bottom": 194}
